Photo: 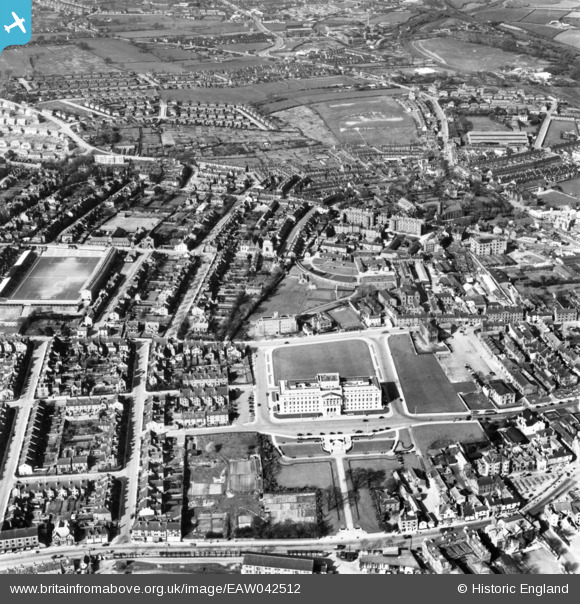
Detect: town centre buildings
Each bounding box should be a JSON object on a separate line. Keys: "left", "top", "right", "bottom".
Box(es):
{"left": 274, "top": 372, "right": 383, "bottom": 416}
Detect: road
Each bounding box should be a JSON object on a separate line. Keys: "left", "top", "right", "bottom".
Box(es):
{"left": 0, "top": 518, "right": 491, "bottom": 572}
{"left": 0, "top": 341, "right": 49, "bottom": 524}
{"left": 116, "top": 341, "right": 151, "bottom": 539}
{"left": 217, "top": 0, "right": 284, "bottom": 59}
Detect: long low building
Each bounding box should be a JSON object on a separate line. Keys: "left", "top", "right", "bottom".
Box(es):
{"left": 275, "top": 372, "right": 382, "bottom": 416}
{"left": 466, "top": 131, "right": 529, "bottom": 147}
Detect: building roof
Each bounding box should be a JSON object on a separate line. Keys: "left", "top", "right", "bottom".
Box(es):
{"left": 242, "top": 553, "right": 314, "bottom": 573}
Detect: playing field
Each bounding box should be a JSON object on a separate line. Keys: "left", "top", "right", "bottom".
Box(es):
{"left": 387, "top": 334, "right": 468, "bottom": 414}
{"left": 272, "top": 339, "right": 374, "bottom": 382}
{"left": 9, "top": 253, "right": 102, "bottom": 302}
{"left": 313, "top": 96, "right": 419, "bottom": 146}
{"left": 418, "top": 38, "right": 546, "bottom": 71}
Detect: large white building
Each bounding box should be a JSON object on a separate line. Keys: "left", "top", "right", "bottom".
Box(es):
{"left": 470, "top": 236, "right": 507, "bottom": 256}
{"left": 275, "top": 372, "right": 382, "bottom": 416}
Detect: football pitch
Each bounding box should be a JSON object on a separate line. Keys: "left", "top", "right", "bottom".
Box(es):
{"left": 9, "top": 255, "right": 101, "bottom": 302}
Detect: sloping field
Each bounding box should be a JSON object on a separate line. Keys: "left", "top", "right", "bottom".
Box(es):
{"left": 388, "top": 334, "right": 468, "bottom": 414}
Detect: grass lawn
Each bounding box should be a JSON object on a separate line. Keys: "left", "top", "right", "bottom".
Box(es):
{"left": 193, "top": 432, "right": 259, "bottom": 460}
{"left": 412, "top": 422, "right": 488, "bottom": 456}
{"left": 349, "top": 439, "right": 395, "bottom": 455}
{"left": 276, "top": 460, "right": 342, "bottom": 533}
{"left": 280, "top": 442, "right": 326, "bottom": 457}
{"left": 272, "top": 339, "right": 374, "bottom": 382}
{"left": 388, "top": 335, "right": 468, "bottom": 414}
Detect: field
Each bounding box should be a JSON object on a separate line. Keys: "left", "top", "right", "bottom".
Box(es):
{"left": 418, "top": 38, "right": 546, "bottom": 70}
{"left": 544, "top": 119, "right": 578, "bottom": 146}
{"left": 412, "top": 422, "right": 488, "bottom": 456}
{"left": 275, "top": 106, "right": 338, "bottom": 145}
{"left": 519, "top": 8, "right": 572, "bottom": 23}
{"left": 474, "top": 8, "right": 534, "bottom": 21}
{"left": 369, "top": 11, "right": 414, "bottom": 25}
{"left": 511, "top": 22, "right": 564, "bottom": 38}
{"left": 349, "top": 439, "right": 395, "bottom": 454}
{"left": 559, "top": 176, "right": 580, "bottom": 198}
{"left": 387, "top": 335, "right": 469, "bottom": 414}
{"left": 555, "top": 29, "right": 580, "bottom": 49}
{"left": 276, "top": 460, "right": 342, "bottom": 532}
{"left": 312, "top": 96, "right": 418, "bottom": 146}
{"left": 8, "top": 252, "right": 102, "bottom": 303}
{"left": 100, "top": 214, "right": 162, "bottom": 233}
{"left": 272, "top": 339, "right": 374, "bottom": 382}
{"left": 327, "top": 307, "right": 363, "bottom": 330}
{"left": 193, "top": 432, "right": 259, "bottom": 461}
{"left": 248, "top": 276, "right": 349, "bottom": 320}
{"left": 0, "top": 45, "right": 115, "bottom": 77}
{"left": 469, "top": 116, "right": 511, "bottom": 132}
{"left": 82, "top": 38, "right": 160, "bottom": 66}
{"left": 311, "top": 257, "right": 358, "bottom": 277}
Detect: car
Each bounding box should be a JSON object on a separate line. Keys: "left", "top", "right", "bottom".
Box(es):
{"left": 284, "top": 341, "right": 290, "bottom": 344}
{"left": 297, "top": 433, "right": 303, "bottom": 436}
{"left": 306, "top": 432, "right": 312, "bottom": 436}
{"left": 320, "top": 432, "right": 325, "bottom": 435}
{"left": 355, "top": 430, "right": 363, "bottom": 434}
{"left": 379, "top": 416, "right": 385, "bottom": 419}
{"left": 363, "top": 419, "right": 369, "bottom": 423}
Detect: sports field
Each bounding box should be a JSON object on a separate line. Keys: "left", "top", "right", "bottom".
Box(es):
{"left": 313, "top": 96, "right": 418, "bottom": 146}
{"left": 272, "top": 339, "right": 374, "bottom": 382}
{"left": 9, "top": 253, "right": 101, "bottom": 302}
{"left": 418, "top": 38, "right": 546, "bottom": 71}
{"left": 387, "top": 334, "right": 468, "bottom": 414}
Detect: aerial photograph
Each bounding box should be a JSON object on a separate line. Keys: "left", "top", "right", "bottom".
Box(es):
{"left": 1, "top": 0, "right": 580, "bottom": 580}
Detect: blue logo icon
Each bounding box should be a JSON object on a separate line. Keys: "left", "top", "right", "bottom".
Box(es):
{"left": 0, "top": 2, "right": 31, "bottom": 55}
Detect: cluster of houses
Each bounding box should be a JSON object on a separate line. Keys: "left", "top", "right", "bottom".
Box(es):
{"left": 373, "top": 410, "right": 578, "bottom": 536}
{"left": 35, "top": 337, "right": 132, "bottom": 398}
{"left": 147, "top": 338, "right": 247, "bottom": 393}
{"left": 165, "top": 100, "right": 273, "bottom": 130}
{"left": 0, "top": 100, "right": 69, "bottom": 162}
{"left": 113, "top": 252, "right": 196, "bottom": 337}
{"left": 4, "top": 475, "right": 114, "bottom": 549}
{"left": 478, "top": 321, "right": 580, "bottom": 401}
{"left": 0, "top": 337, "right": 29, "bottom": 401}
{"left": 131, "top": 432, "right": 184, "bottom": 543}
{"left": 18, "top": 397, "right": 124, "bottom": 476}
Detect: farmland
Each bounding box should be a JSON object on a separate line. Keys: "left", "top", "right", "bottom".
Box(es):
{"left": 387, "top": 334, "right": 469, "bottom": 414}
{"left": 272, "top": 339, "right": 374, "bottom": 382}
{"left": 312, "top": 96, "right": 419, "bottom": 146}
{"left": 555, "top": 29, "right": 580, "bottom": 49}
